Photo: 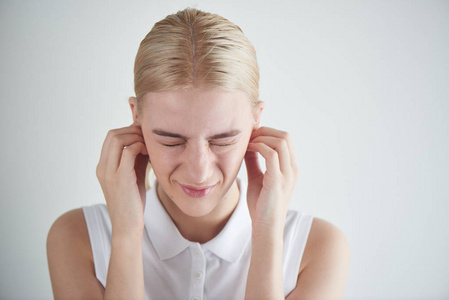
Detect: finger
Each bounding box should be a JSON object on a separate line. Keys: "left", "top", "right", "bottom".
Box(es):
{"left": 98, "top": 123, "right": 143, "bottom": 169}
{"left": 247, "top": 142, "right": 281, "bottom": 177}
{"left": 251, "top": 126, "right": 298, "bottom": 172}
{"left": 244, "top": 148, "right": 263, "bottom": 181}
{"left": 118, "top": 141, "right": 148, "bottom": 174}
{"left": 105, "top": 133, "right": 146, "bottom": 175}
{"left": 250, "top": 135, "right": 291, "bottom": 174}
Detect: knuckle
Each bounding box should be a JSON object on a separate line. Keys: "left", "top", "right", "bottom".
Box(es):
{"left": 110, "top": 134, "right": 123, "bottom": 147}
{"left": 122, "top": 143, "right": 140, "bottom": 157}
{"left": 293, "top": 166, "right": 300, "bottom": 178}
{"left": 290, "top": 163, "right": 299, "bottom": 178}
{"left": 121, "top": 147, "right": 132, "bottom": 156}
{"left": 280, "top": 130, "right": 290, "bottom": 141}
{"left": 106, "top": 129, "right": 117, "bottom": 138}
{"left": 95, "top": 164, "right": 103, "bottom": 179}
{"left": 278, "top": 138, "right": 288, "bottom": 150}
{"left": 267, "top": 148, "right": 278, "bottom": 160}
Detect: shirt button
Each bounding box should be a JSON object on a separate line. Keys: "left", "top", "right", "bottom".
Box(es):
{"left": 194, "top": 271, "right": 203, "bottom": 279}
{"left": 192, "top": 297, "right": 201, "bottom": 300}
{"left": 194, "top": 249, "right": 202, "bottom": 256}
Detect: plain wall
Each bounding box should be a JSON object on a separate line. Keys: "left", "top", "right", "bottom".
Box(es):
{"left": 1, "top": 0, "right": 448, "bottom": 299}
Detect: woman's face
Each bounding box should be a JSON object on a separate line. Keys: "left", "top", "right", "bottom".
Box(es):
{"left": 134, "top": 88, "right": 262, "bottom": 217}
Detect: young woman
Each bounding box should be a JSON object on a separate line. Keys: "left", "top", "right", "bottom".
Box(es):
{"left": 47, "top": 8, "right": 350, "bottom": 300}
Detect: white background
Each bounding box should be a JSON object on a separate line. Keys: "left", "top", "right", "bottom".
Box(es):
{"left": 1, "top": 0, "right": 448, "bottom": 299}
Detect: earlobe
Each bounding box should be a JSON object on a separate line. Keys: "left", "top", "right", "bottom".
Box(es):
{"left": 129, "top": 96, "right": 140, "bottom": 123}
{"left": 252, "top": 101, "right": 265, "bottom": 129}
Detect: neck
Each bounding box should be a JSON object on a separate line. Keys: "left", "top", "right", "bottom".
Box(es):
{"left": 157, "top": 180, "right": 240, "bottom": 244}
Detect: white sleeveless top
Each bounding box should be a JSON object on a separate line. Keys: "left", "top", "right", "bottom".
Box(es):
{"left": 83, "top": 179, "right": 313, "bottom": 300}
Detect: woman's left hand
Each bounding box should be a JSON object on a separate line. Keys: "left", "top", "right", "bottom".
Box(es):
{"left": 244, "top": 126, "right": 299, "bottom": 234}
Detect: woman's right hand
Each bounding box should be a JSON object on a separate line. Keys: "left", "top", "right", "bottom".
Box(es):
{"left": 96, "top": 122, "right": 149, "bottom": 236}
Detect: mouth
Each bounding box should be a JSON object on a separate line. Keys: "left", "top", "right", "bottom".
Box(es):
{"left": 178, "top": 182, "right": 216, "bottom": 198}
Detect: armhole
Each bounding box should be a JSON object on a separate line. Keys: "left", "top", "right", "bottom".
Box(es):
{"left": 82, "top": 205, "right": 111, "bottom": 287}
{"left": 283, "top": 211, "right": 314, "bottom": 296}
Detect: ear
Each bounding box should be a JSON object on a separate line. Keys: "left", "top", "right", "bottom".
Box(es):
{"left": 252, "top": 101, "right": 265, "bottom": 129}
{"left": 129, "top": 96, "right": 140, "bottom": 123}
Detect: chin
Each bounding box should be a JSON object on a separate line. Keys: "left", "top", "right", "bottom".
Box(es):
{"left": 172, "top": 190, "right": 221, "bottom": 218}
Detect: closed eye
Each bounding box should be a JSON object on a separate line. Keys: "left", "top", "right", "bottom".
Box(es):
{"left": 209, "top": 138, "right": 237, "bottom": 147}
{"left": 162, "top": 143, "right": 184, "bottom": 147}
{"left": 210, "top": 142, "right": 235, "bottom": 147}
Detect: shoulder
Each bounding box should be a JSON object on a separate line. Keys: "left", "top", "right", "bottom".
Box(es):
{"left": 298, "top": 217, "right": 350, "bottom": 275}
{"left": 305, "top": 218, "right": 350, "bottom": 260}
{"left": 288, "top": 218, "right": 350, "bottom": 299}
{"left": 47, "top": 208, "right": 104, "bottom": 298}
{"left": 47, "top": 208, "right": 90, "bottom": 252}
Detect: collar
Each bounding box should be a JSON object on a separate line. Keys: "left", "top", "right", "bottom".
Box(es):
{"left": 144, "top": 179, "right": 252, "bottom": 263}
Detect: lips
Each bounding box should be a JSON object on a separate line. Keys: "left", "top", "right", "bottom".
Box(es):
{"left": 178, "top": 183, "right": 216, "bottom": 198}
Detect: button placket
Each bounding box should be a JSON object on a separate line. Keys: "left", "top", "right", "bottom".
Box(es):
{"left": 189, "top": 243, "right": 206, "bottom": 300}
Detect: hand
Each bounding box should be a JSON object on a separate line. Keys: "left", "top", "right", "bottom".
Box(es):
{"left": 96, "top": 122, "right": 149, "bottom": 236}
{"left": 244, "top": 127, "right": 299, "bottom": 234}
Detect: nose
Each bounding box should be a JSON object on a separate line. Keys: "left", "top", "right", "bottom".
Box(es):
{"left": 183, "top": 141, "right": 214, "bottom": 184}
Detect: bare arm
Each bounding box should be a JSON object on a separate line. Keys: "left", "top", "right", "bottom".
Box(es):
{"left": 287, "top": 218, "right": 351, "bottom": 300}
{"left": 104, "top": 230, "right": 144, "bottom": 299}
{"left": 47, "top": 208, "right": 104, "bottom": 299}
{"left": 47, "top": 123, "right": 149, "bottom": 299}
{"left": 47, "top": 209, "right": 146, "bottom": 300}
{"left": 245, "top": 228, "right": 285, "bottom": 299}
{"left": 243, "top": 127, "right": 350, "bottom": 299}
{"left": 244, "top": 217, "right": 351, "bottom": 300}
{"left": 244, "top": 127, "right": 298, "bottom": 299}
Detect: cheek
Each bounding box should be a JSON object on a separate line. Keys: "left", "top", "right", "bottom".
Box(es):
{"left": 216, "top": 143, "right": 249, "bottom": 171}
{"left": 146, "top": 145, "right": 177, "bottom": 175}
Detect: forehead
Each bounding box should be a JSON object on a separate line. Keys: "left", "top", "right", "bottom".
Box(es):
{"left": 141, "top": 88, "right": 253, "bottom": 133}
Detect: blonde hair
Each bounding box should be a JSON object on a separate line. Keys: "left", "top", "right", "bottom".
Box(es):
{"left": 134, "top": 8, "right": 260, "bottom": 189}
{"left": 134, "top": 7, "right": 260, "bottom": 114}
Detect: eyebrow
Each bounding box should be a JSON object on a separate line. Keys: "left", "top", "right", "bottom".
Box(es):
{"left": 152, "top": 129, "right": 241, "bottom": 140}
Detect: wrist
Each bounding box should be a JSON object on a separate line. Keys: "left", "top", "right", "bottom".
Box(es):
{"left": 110, "top": 216, "right": 145, "bottom": 237}
{"left": 252, "top": 221, "right": 284, "bottom": 240}
{"left": 246, "top": 225, "right": 285, "bottom": 300}
{"left": 251, "top": 227, "right": 284, "bottom": 257}
{"left": 111, "top": 229, "right": 144, "bottom": 248}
